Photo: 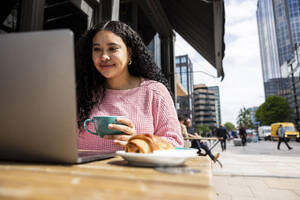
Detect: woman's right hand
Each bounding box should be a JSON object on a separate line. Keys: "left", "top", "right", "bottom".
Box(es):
{"left": 103, "top": 117, "right": 136, "bottom": 146}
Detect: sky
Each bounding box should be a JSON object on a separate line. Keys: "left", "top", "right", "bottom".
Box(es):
{"left": 175, "top": 0, "right": 265, "bottom": 126}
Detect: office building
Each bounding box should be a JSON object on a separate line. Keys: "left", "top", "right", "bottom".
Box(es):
{"left": 194, "top": 84, "right": 217, "bottom": 128}
{"left": 208, "top": 86, "right": 221, "bottom": 127}
{"left": 176, "top": 55, "right": 194, "bottom": 122}
{"left": 281, "top": 45, "right": 300, "bottom": 129}
{"left": 256, "top": 0, "right": 300, "bottom": 97}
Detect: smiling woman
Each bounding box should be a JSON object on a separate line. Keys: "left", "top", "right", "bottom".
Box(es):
{"left": 91, "top": 30, "right": 135, "bottom": 89}
{"left": 75, "top": 21, "right": 184, "bottom": 151}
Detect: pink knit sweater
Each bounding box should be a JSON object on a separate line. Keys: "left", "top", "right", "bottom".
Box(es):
{"left": 78, "top": 79, "right": 184, "bottom": 151}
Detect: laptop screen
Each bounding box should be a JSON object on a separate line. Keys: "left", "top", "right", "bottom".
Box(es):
{"left": 0, "top": 30, "right": 80, "bottom": 163}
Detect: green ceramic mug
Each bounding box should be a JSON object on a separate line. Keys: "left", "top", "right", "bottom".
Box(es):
{"left": 84, "top": 116, "right": 128, "bottom": 138}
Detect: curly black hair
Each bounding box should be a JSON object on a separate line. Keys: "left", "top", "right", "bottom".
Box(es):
{"left": 75, "top": 20, "right": 172, "bottom": 128}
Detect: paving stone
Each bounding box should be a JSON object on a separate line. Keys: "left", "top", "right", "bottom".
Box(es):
{"left": 228, "top": 176, "right": 247, "bottom": 186}
{"left": 264, "top": 178, "right": 300, "bottom": 190}
{"left": 244, "top": 177, "right": 269, "bottom": 194}
{"left": 253, "top": 189, "right": 299, "bottom": 200}
{"left": 231, "top": 196, "right": 255, "bottom": 200}
{"left": 293, "top": 190, "right": 300, "bottom": 197}
{"left": 226, "top": 184, "right": 253, "bottom": 197}
{"left": 214, "top": 192, "right": 231, "bottom": 200}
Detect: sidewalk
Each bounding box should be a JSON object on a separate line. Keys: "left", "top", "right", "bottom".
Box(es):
{"left": 210, "top": 140, "right": 300, "bottom": 200}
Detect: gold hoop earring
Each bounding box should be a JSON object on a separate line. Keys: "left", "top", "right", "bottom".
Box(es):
{"left": 128, "top": 59, "right": 132, "bottom": 65}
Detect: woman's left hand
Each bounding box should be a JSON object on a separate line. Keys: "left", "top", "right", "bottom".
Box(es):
{"left": 103, "top": 117, "right": 136, "bottom": 146}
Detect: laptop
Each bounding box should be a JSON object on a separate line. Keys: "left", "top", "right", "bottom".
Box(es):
{"left": 0, "top": 30, "right": 115, "bottom": 164}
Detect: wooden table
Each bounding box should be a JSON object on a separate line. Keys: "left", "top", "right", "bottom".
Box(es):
{"left": 0, "top": 156, "right": 213, "bottom": 200}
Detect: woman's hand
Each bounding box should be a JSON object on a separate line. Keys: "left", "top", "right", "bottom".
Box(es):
{"left": 103, "top": 117, "right": 136, "bottom": 146}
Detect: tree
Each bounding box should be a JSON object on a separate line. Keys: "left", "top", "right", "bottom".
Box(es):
{"left": 196, "top": 124, "right": 211, "bottom": 136}
{"left": 224, "top": 122, "right": 236, "bottom": 132}
{"left": 236, "top": 107, "right": 254, "bottom": 128}
{"left": 255, "top": 95, "right": 292, "bottom": 125}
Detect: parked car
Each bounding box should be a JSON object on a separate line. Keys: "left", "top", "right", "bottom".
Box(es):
{"left": 258, "top": 126, "right": 271, "bottom": 141}
{"left": 270, "top": 122, "right": 300, "bottom": 142}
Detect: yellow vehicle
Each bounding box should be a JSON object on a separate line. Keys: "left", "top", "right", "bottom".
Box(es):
{"left": 270, "top": 122, "right": 300, "bottom": 142}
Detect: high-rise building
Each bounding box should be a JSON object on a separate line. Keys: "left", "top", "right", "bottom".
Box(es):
{"left": 207, "top": 86, "right": 221, "bottom": 126}
{"left": 256, "top": 0, "right": 300, "bottom": 97}
{"left": 281, "top": 45, "right": 300, "bottom": 129}
{"left": 194, "top": 84, "right": 217, "bottom": 128}
{"left": 175, "top": 55, "right": 194, "bottom": 123}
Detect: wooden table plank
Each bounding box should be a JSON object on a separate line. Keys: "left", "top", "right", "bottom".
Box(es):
{"left": 0, "top": 156, "right": 213, "bottom": 200}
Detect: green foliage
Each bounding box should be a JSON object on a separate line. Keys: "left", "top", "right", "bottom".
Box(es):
{"left": 224, "top": 122, "right": 236, "bottom": 131}
{"left": 236, "top": 107, "right": 254, "bottom": 129}
{"left": 196, "top": 124, "right": 211, "bottom": 136}
{"left": 255, "top": 95, "right": 292, "bottom": 125}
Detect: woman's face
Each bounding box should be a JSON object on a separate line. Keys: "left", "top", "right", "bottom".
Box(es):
{"left": 92, "top": 30, "right": 131, "bottom": 81}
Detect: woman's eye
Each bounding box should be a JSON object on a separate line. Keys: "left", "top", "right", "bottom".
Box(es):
{"left": 109, "top": 47, "right": 118, "bottom": 51}
{"left": 93, "top": 47, "right": 100, "bottom": 52}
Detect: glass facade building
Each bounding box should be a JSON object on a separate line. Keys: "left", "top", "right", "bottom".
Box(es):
{"left": 257, "top": 0, "right": 281, "bottom": 83}
{"left": 256, "top": 0, "right": 300, "bottom": 97}
{"left": 273, "top": 0, "right": 300, "bottom": 65}
{"left": 257, "top": 0, "right": 300, "bottom": 129}
{"left": 282, "top": 46, "right": 300, "bottom": 129}
{"left": 175, "top": 55, "right": 194, "bottom": 123}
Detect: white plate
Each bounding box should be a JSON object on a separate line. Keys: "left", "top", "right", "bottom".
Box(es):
{"left": 116, "top": 148, "right": 198, "bottom": 167}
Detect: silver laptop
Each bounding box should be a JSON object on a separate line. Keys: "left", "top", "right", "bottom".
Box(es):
{"left": 0, "top": 30, "right": 115, "bottom": 164}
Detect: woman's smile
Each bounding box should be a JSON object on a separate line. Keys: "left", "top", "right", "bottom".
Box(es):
{"left": 100, "top": 63, "right": 114, "bottom": 69}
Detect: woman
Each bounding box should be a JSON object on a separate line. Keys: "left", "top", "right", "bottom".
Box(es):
{"left": 178, "top": 115, "right": 191, "bottom": 148}
{"left": 76, "top": 21, "right": 183, "bottom": 151}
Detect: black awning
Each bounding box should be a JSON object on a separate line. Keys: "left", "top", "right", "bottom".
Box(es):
{"left": 160, "top": 0, "right": 225, "bottom": 79}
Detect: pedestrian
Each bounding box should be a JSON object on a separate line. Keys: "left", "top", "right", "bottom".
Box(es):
{"left": 76, "top": 20, "right": 184, "bottom": 151}
{"left": 239, "top": 125, "right": 247, "bottom": 146}
{"left": 277, "top": 124, "right": 292, "bottom": 150}
{"left": 216, "top": 124, "right": 229, "bottom": 151}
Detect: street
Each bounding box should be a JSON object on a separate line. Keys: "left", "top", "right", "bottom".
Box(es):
{"left": 211, "top": 140, "right": 300, "bottom": 200}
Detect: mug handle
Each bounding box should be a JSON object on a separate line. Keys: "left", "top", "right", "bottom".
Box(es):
{"left": 84, "top": 119, "right": 97, "bottom": 135}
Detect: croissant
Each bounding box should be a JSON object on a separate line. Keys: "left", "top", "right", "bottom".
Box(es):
{"left": 125, "top": 134, "right": 174, "bottom": 153}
